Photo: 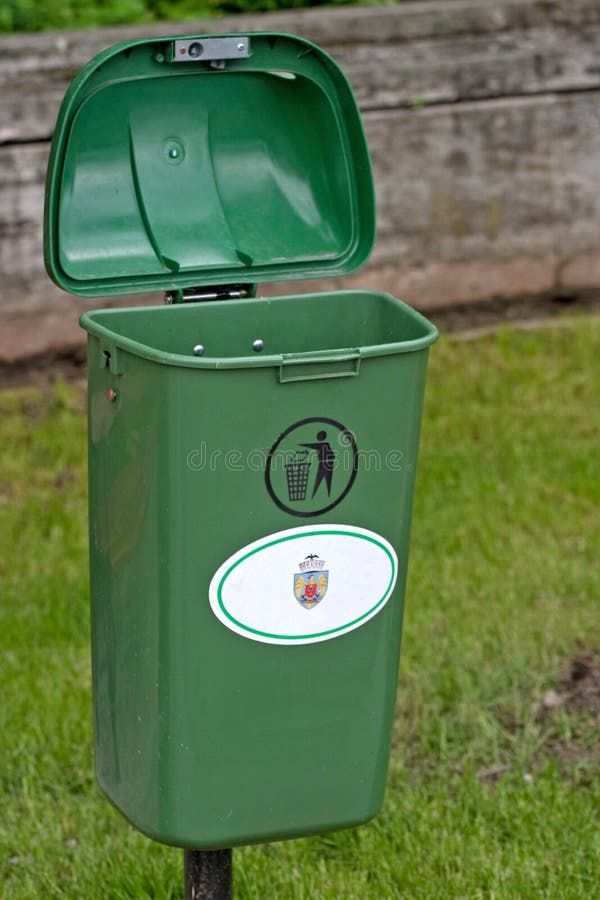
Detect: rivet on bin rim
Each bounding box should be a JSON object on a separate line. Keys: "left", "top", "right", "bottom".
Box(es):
{"left": 252, "top": 339, "right": 264, "bottom": 352}
{"left": 107, "top": 388, "right": 117, "bottom": 402}
{"left": 193, "top": 344, "right": 205, "bottom": 356}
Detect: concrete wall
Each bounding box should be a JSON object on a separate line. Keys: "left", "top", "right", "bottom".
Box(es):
{"left": 1, "top": 0, "right": 600, "bottom": 356}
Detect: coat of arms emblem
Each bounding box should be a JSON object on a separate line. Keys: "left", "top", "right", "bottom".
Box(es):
{"left": 294, "top": 554, "right": 329, "bottom": 610}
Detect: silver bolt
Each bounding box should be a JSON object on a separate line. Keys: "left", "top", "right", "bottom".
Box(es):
{"left": 193, "top": 344, "right": 205, "bottom": 356}
{"left": 169, "top": 147, "right": 179, "bottom": 159}
{"left": 237, "top": 42, "right": 245, "bottom": 51}
{"left": 252, "top": 339, "right": 264, "bottom": 352}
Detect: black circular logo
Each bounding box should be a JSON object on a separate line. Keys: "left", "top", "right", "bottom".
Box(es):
{"left": 265, "top": 417, "right": 358, "bottom": 517}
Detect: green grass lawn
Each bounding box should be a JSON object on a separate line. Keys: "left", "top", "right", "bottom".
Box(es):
{"left": 1, "top": 318, "right": 599, "bottom": 898}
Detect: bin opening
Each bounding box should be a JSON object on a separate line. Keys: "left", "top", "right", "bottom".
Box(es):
{"left": 81, "top": 290, "right": 437, "bottom": 365}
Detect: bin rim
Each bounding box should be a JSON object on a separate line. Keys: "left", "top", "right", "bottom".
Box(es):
{"left": 79, "top": 289, "right": 438, "bottom": 370}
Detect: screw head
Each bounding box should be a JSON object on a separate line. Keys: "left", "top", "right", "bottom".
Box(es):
{"left": 107, "top": 388, "right": 117, "bottom": 402}
{"left": 237, "top": 42, "right": 245, "bottom": 51}
{"left": 252, "top": 339, "right": 264, "bottom": 352}
{"left": 193, "top": 344, "right": 205, "bottom": 356}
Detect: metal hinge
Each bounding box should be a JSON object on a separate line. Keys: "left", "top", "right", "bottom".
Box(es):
{"left": 164, "top": 284, "right": 252, "bottom": 304}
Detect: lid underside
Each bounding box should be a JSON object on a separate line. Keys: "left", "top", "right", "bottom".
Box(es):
{"left": 44, "top": 33, "right": 375, "bottom": 298}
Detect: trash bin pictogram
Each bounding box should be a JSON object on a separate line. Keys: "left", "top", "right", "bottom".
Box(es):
{"left": 285, "top": 451, "right": 312, "bottom": 501}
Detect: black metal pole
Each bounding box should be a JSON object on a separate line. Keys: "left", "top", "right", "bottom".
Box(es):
{"left": 184, "top": 849, "right": 233, "bottom": 900}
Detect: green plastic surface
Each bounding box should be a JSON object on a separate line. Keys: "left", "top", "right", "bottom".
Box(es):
{"left": 44, "top": 32, "right": 375, "bottom": 298}
{"left": 81, "top": 290, "right": 437, "bottom": 848}
{"left": 46, "top": 30, "right": 438, "bottom": 850}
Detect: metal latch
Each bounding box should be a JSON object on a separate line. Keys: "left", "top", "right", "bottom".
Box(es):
{"left": 164, "top": 284, "right": 252, "bottom": 304}
{"left": 170, "top": 37, "right": 250, "bottom": 68}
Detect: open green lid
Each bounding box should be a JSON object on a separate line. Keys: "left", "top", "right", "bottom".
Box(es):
{"left": 44, "top": 32, "right": 375, "bottom": 298}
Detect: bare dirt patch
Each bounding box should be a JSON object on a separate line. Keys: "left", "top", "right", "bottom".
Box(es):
{"left": 432, "top": 290, "right": 600, "bottom": 340}
{"left": 541, "top": 652, "right": 600, "bottom": 717}
{"left": 538, "top": 651, "right": 600, "bottom": 773}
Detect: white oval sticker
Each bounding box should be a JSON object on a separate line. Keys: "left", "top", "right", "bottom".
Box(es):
{"left": 208, "top": 525, "right": 398, "bottom": 645}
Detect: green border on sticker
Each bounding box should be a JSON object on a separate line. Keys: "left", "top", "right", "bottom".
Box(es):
{"left": 216, "top": 529, "right": 396, "bottom": 641}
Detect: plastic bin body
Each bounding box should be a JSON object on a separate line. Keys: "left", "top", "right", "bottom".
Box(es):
{"left": 81, "top": 289, "right": 436, "bottom": 848}
{"left": 44, "top": 30, "right": 439, "bottom": 850}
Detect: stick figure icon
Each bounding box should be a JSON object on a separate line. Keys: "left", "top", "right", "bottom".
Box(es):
{"left": 300, "top": 430, "right": 335, "bottom": 498}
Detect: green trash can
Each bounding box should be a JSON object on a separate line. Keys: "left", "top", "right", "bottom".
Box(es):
{"left": 44, "top": 32, "right": 438, "bottom": 849}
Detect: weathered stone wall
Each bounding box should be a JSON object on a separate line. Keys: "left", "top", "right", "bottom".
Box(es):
{"left": 1, "top": 0, "right": 600, "bottom": 352}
